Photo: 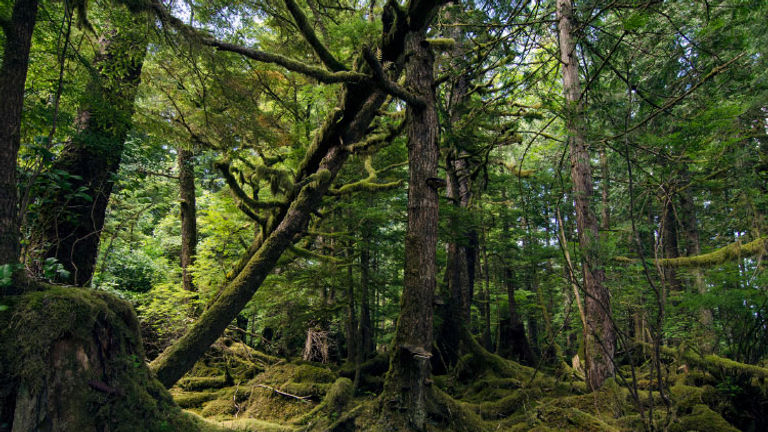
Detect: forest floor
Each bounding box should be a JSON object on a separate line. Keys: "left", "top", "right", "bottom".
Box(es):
{"left": 172, "top": 336, "right": 767, "bottom": 432}
{"left": 1, "top": 287, "right": 763, "bottom": 432}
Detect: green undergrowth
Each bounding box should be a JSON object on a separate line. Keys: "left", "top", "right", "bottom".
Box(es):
{"left": 169, "top": 326, "right": 765, "bottom": 432}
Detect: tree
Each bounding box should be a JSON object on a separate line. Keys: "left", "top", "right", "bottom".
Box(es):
{"left": 0, "top": 0, "right": 39, "bottom": 270}
{"left": 149, "top": 0, "right": 446, "bottom": 388}
{"left": 556, "top": 0, "right": 615, "bottom": 390}
{"left": 178, "top": 145, "right": 197, "bottom": 292}
{"left": 380, "top": 16, "right": 440, "bottom": 430}
{"left": 28, "top": 11, "right": 148, "bottom": 286}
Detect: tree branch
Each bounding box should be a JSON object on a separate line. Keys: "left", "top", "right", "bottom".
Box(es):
{"left": 149, "top": 0, "right": 366, "bottom": 84}
{"left": 283, "top": 0, "right": 348, "bottom": 72}
{"left": 362, "top": 46, "right": 426, "bottom": 108}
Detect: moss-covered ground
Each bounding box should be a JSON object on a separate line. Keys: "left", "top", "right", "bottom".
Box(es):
{"left": 1, "top": 286, "right": 763, "bottom": 431}
{"left": 172, "top": 336, "right": 766, "bottom": 432}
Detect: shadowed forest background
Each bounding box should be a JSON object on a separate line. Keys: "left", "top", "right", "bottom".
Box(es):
{"left": 1, "top": 0, "right": 768, "bottom": 430}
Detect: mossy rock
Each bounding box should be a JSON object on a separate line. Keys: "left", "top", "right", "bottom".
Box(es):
{"left": 0, "top": 286, "right": 216, "bottom": 432}
{"left": 293, "top": 377, "right": 353, "bottom": 426}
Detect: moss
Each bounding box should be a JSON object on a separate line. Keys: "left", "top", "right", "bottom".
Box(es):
{"left": 243, "top": 384, "right": 313, "bottom": 422}
{"left": 292, "top": 364, "right": 336, "bottom": 383}
{"left": 533, "top": 405, "right": 621, "bottom": 432}
{"left": 294, "top": 377, "right": 353, "bottom": 425}
{"left": 0, "top": 286, "right": 220, "bottom": 432}
{"left": 281, "top": 381, "right": 331, "bottom": 398}
{"left": 218, "top": 418, "right": 295, "bottom": 431}
{"left": 174, "top": 391, "right": 218, "bottom": 408}
{"left": 201, "top": 398, "right": 239, "bottom": 418}
{"left": 180, "top": 376, "right": 231, "bottom": 391}
{"left": 475, "top": 388, "right": 541, "bottom": 419}
{"left": 670, "top": 404, "right": 739, "bottom": 432}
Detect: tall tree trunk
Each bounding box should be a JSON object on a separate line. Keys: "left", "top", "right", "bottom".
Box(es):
{"left": 30, "top": 17, "right": 147, "bottom": 286}
{"left": 381, "top": 29, "right": 439, "bottom": 431}
{"left": 178, "top": 146, "right": 197, "bottom": 292}
{"left": 436, "top": 11, "right": 477, "bottom": 366}
{"left": 0, "top": 0, "right": 38, "bottom": 269}
{"left": 498, "top": 210, "right": 535, "bottom": 363}
{"left": 346, "top": 241, "right": 358, "bottom": 362}
{"left": 680, "top": 187, "right": 715, "bottom": 352}
{"left": 661, "top": 192, "right": 682, "bottom": 292}
{"left": 600, "top": 148, "right": 610, "bottom": 230}
{"left": 359, "top": 221, "right": 374, "bottom": 358}
{"left": 556, "top": 0, "right": 615, "bottom": 390}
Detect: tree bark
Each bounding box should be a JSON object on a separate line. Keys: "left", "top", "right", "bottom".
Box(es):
{"left": 556, "top": 0, "right": 615, "bottom": 390}
{"left": 381, "top": 29, "right": 439, "bottom": 431}
{"left": 0, "top": 0, "right": 38, "bottom": 268}
{"left": 178, "top": 146, "right": 197, "bottom": 292}
{"left": 29, "top": 17, "right": 147, "bottom": 286}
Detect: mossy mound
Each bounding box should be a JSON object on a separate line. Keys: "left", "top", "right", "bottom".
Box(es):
{"left": 185, "top": 339, "right": 275, "bottom": 384}
{"left": 0, "top": 286, "right": 225, "bottom": 432}
{"left": 173, "top": 359, "right": 339, "bottom": 426}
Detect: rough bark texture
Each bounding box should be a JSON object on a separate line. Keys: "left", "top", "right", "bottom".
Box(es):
{"left": 178, "top": 146, "right": 197, "bottom": 292}
{"left": 29, "top": 18, "right": 147, "bottom": 286}
{"left": 556, "top": 0, "right": 615, "bottom": 390}
{"left": 0, "top": 0, "right": 38, "bottom": 267}
{"left": 381, "top": 27, "right": 439, "bottom": 431}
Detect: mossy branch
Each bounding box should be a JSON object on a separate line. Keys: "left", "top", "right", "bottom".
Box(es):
{"left": 425, "top": 37, "right": 455, "bottom": 50}
{"left": 615, "top": 236, "right": 768, "bottom": 268}
{"left": 501, "top": 161, "right": 534, "bottom": 178}
{"left": 283, "top": 0, "right": 348, "bottom": 72}
{"left": 362, "top": 46, "right": 426, "bottom": 108}
{"left": 328, "top": 155, "right": 403, "bottom": 195}
{"left": 288, "top": 245, "right": 345, "bottom": 263}
{"left": 647, "top": 342, "right": 768, "bottom": 379}
{"left": 216, "top": 161, "right": 288, "bottom": 211}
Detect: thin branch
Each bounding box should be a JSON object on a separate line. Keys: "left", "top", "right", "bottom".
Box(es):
{"left": 283, "top": 0, "right": 348, "bottom": 71}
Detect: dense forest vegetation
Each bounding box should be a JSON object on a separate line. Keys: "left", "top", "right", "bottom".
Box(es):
{"left": 1, "top": 0, "right": 768, "bottom": 430}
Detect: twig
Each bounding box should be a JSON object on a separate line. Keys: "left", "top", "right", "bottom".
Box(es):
{"left": 254, "top": 384, "right": 312, "bottom": 403}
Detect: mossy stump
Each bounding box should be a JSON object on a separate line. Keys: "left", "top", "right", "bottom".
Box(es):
{"left": 0, "top": 286, "right": 209, "bottom": 432}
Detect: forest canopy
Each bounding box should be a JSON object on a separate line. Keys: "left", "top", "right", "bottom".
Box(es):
{"left": 1, "top": 0, "right": 768, "bottom": 431}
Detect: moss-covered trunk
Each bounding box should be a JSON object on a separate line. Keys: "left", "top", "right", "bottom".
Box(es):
{"left": 0, "top": 0, "right": 38, "bottom": 269}
{"left": 0, "top": 287, "right": 212, "bottom": 432}
{"left": 28, "top": 14, "right": 147, "bottom": 286}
